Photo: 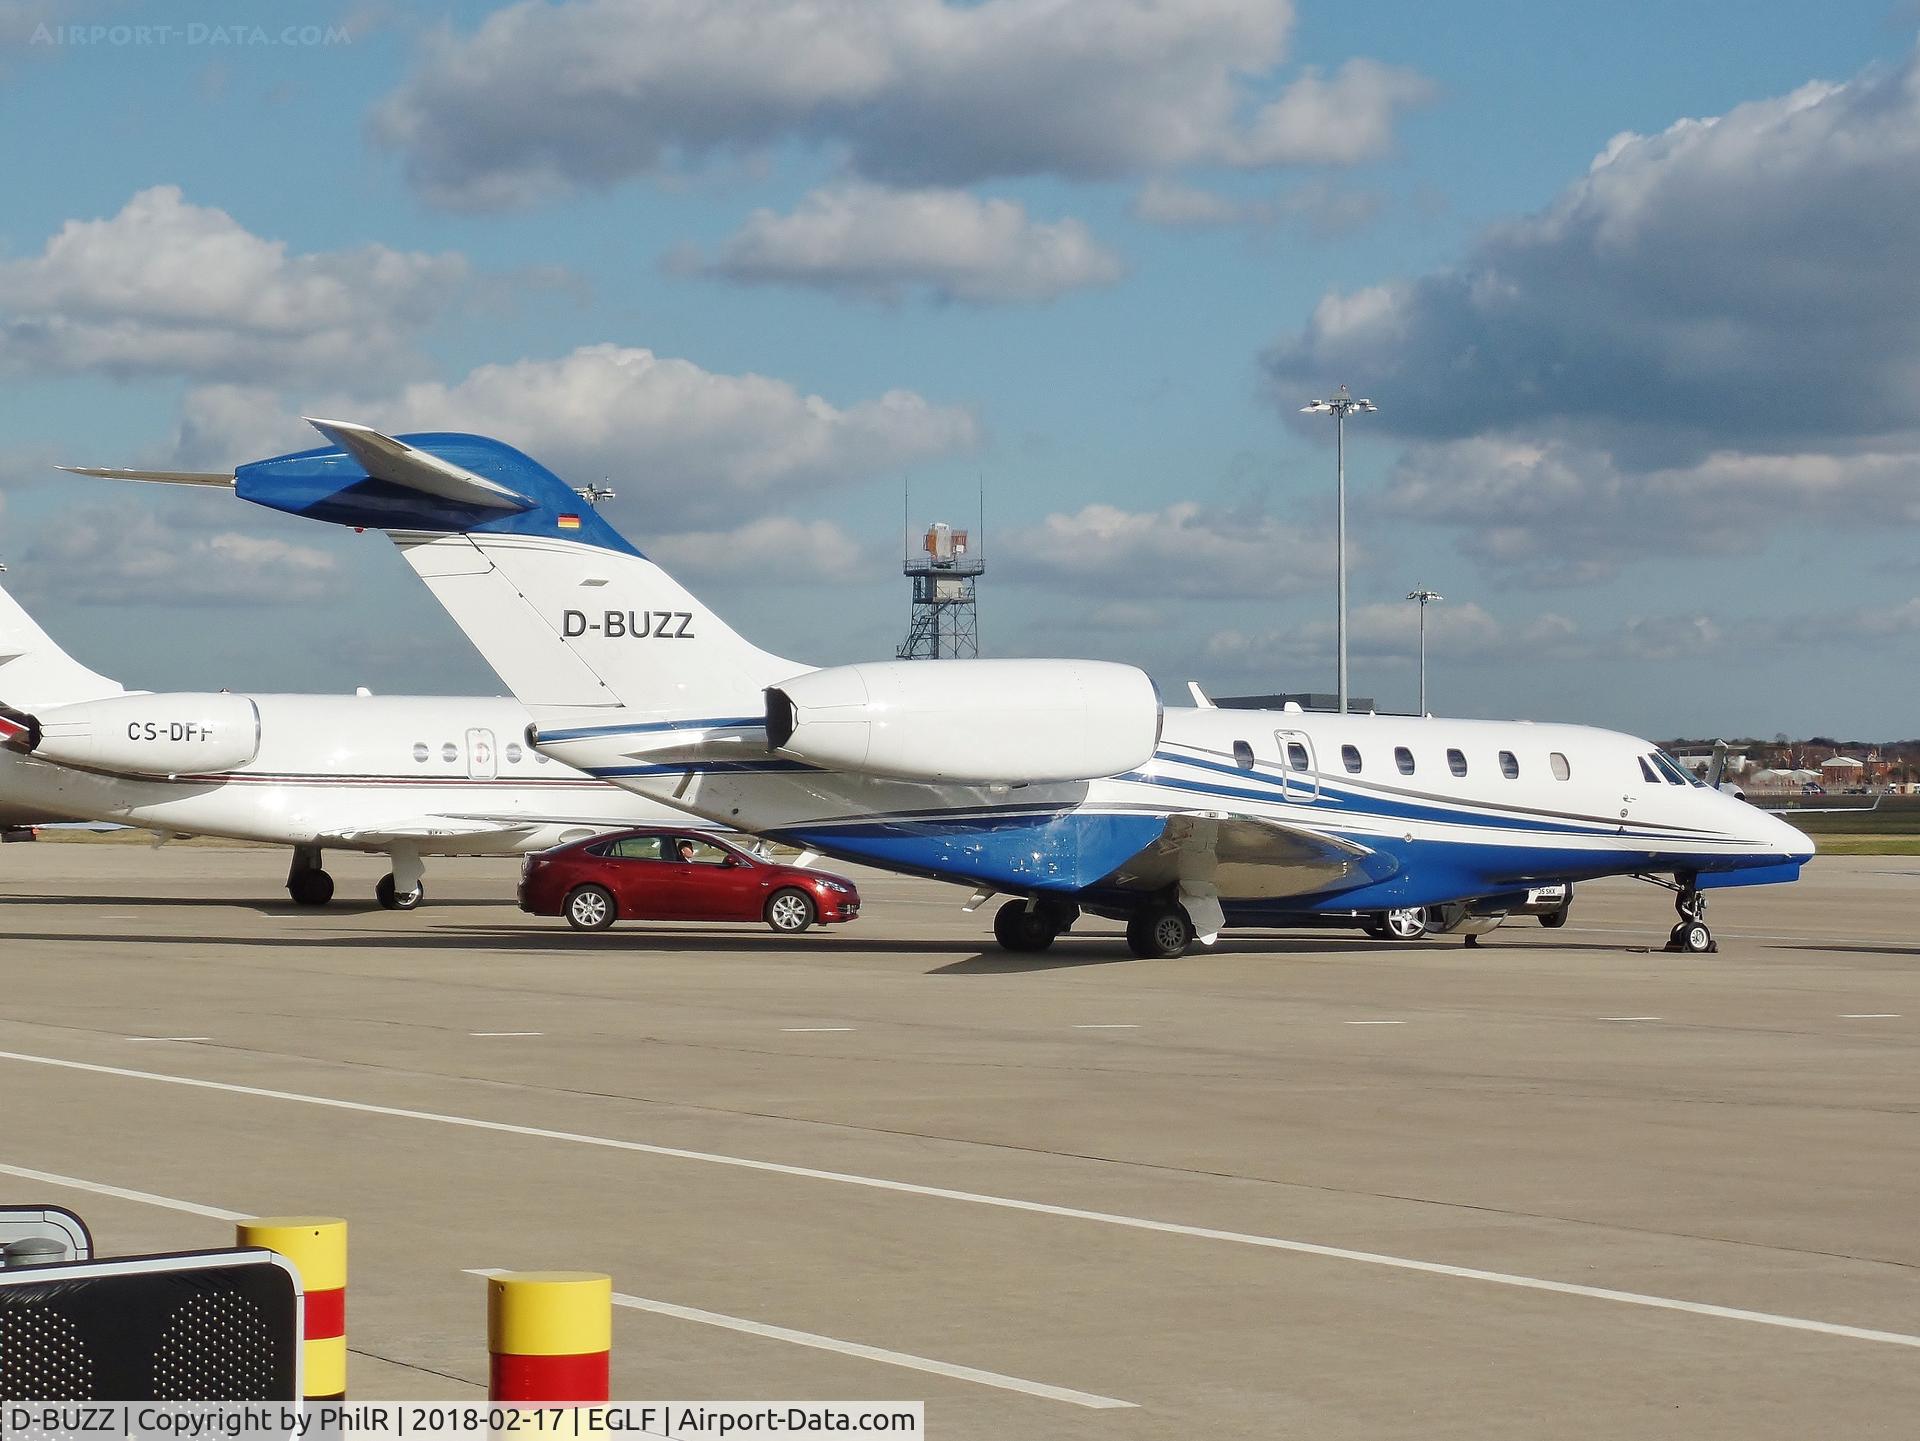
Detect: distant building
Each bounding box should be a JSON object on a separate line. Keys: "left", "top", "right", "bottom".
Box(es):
{"left": 1819, "top": 754, "right": 1866, "bottom": 789}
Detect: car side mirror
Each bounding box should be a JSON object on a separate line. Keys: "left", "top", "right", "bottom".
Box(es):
{"left": 721, "top": 853, "right": 742, "bottom": 868}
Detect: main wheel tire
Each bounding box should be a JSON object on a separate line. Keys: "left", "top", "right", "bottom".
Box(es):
{"left": 766, "top": 887, "right": 816, "bottom": 934}
{"left": 288, "top": 869, "right": 334, "bottom": 907}
{"left": 565, "top": 884, "right": 616, "bottom": 931}
{"left": 1383, "top": 906, "right": 1430, "bottom": 940}
{"left": 1675, "top": 919, "right": 1714, "bottom": 953}
{"left": 1126, "top": 905, "right": 1195, "bottom": 959}
{"left": 992, "top": 899, "right": 1058, "bottom": 952}
{"left": 376, "top": 873, "right": 424, "bottom": 911}
{"left": 1539, "top": 903, "right": 1571, "bottom": 929}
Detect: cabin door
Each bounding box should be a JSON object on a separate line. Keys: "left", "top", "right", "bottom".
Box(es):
{"left": 1273, "top": 730, "right": 1320, "bottom": 801}
{"left": 466, "top": 728, "right": 498, "bottom": 781}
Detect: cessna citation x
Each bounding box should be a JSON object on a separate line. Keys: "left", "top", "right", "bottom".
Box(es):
{"left": 0, "top": 571, "right": 697, "bottom": 908}
{"left": 76, "top": 420, "right": 1815, "bottom": 956}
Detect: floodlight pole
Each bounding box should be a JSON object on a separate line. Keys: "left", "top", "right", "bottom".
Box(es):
{"left": 1408, "top": 589, "right": 1443, "bottom": 715}
{"left": 1301, "top": 385, "right": 1376, "bottom": 713}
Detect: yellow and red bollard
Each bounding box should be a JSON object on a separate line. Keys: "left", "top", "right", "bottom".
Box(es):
{"left": 487, "top": 1271, "right": 611, "bottom": 1403}
{"left": 239, "top": 1216, "right": 347, "bottom": 1400}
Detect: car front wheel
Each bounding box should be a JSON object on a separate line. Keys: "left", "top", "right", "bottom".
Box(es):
{"left": 565, "top": 884, "right": 616, "bottom": 931}
{"left": 766, "top": 888, "right": 816, "bottom": 934}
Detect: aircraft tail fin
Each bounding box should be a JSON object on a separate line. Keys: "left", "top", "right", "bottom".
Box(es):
{"left": 0, "top": 571, "right": 125, "bottom": 710}
{"left": 78, "top": 420, "right": 804, "bottom": 719}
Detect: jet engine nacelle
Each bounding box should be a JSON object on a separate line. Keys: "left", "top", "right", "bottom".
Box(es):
{"left": 765, "top": 659, "right": 1161, "bottom": 784}
{"left": 23, "top": 693, "right": 262, "bottom": 776}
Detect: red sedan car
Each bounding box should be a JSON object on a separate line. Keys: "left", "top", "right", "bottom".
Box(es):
{"left": 519, "top": 829, "right": 861, "bottom": 933}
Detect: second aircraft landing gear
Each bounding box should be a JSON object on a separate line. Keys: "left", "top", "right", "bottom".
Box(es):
{"left": 286, "top": 846, "right": 333, "bottom": 907}
{"left": 376, "top": 873, "right": 425, "bottom": 910}
{"left": 378, "top": 846, "right": 426, "bottom": 911}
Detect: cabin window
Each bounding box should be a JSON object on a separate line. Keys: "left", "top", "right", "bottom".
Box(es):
{"left": 1341, "top": 744, "right": 1362, "bottom": 774}
{"left": 535, "top": 751, "right": 551, "bottom": 764}
{"left": 1638, "top": 756, "right": 1661, "bottom": 784}
{"left": 1395, "top": 746, "right": 1415, "bottom": 776}
{"left": 1287, "top": 741, "right": 1310, "bottom": 770}
{"left": 1232, "top": 740, "right": 1255, "bottom": 771}
{"left": 1499, "top": 750, "right": 1519, "bottom": 779}
{"left": 1447, "top": 748, "right": 1468, "bottom": 778}
{"left": 441, "top": 742, "right": 458, "bottom": 763}
{"left": 412, "top": 743, "right": 428, "bottom": 763}
{"left": 505, "top": 742, "right": 524, "bottom": 763}
{"left": 1550, "top": 752, "right": 1571, "bottom": 781}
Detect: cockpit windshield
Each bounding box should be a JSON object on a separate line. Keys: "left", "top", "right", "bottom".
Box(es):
{"left": 1652, "top": 750, "right": 1704, "bottom": 787}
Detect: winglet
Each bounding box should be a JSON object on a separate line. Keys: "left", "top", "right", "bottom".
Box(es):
{"left": 303, "top": 417, "right": 532, "bottom": 512}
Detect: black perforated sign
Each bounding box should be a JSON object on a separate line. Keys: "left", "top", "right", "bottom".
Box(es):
{"left": 0, "top": 1250, "right": 298, "bottom": 1401}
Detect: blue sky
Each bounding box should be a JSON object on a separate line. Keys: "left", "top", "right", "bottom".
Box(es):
{"left": 2, "top": 0, "right": 1916, "bottom": 737}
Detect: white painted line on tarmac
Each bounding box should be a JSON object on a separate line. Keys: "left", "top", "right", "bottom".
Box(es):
{"left": 1072, "top": 1024, "right": 1139, "bottom": 1030}
{"left": 470, "top": 1031, "right": 543, "bottom": 1037}
{"left": 127, "top": 1036, "right": 211, "bottom": 1043}
{"left": 1839, "top": 1014, "right": 1901, "bottom": 1019}
{"left": 780, "top": 1027, "right": 854, "bottom": 1033}
{"left": 464, "top": 1270, "right": 1133, "bottom": 1410}
{"left": 1599, "top": 1017, "right": 1663, "bottom": 1022}
{"left": 1344, "top": 1020, "right": 1408, "bottom": 1026}
{"left": 11, "top": 1049, "right": 1920, "bottom": 1353}
{"left": 0, "top": 1162, "right": 246, "bottom": 1221}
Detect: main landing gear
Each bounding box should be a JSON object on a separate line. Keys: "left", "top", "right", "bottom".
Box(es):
{"left": 285, "top": 845, "right": 426, "bottom": 909}
{"left": 992, "top": 898, "right": 1079, "bottom": 953}
{"left": 1125, "top": 903, "right": 1195, "bottom": 959}
{"left": 286, "top": 845, "right": 334, "bottom": 907}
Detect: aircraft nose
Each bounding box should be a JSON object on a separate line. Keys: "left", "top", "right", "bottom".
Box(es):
{"left": 1764, "top": 808, "right": 1816, "bottom": 860}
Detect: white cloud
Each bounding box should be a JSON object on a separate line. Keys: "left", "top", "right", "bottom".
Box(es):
{"left": 0, "top": 187, "right": 467, "bottom": 384}
{"left": 1267, "top": 52, "right": 1920, "bottom": 455}
{"left": 23, "top": 502, "right": 338, "bottom": 606}
{"left": 1001, "top": 500, "right": 1332, "bottom": 600}
{"left": 679, "top": 184, "right": 1122, "bottom": 304}
{"left": 1206, "top": 600, "right": 1529, "bottom": 669}
{"left": 1132, "top": 177, "right": 1384, "bottom": 235}
{"left": 650, "top": 516, "right": 867, "bottom": 584}
{"left": 166, "top": 344, "right": 980, "bottom": 530}
{"left": 1265, "top": 48, "right": 1920, "bottom": 588}
{"left": 374, "top": 0, "right": 1431, "bottom": 207}
{"left": 1384, "top": 437, "right": 1920, "bottom": 586}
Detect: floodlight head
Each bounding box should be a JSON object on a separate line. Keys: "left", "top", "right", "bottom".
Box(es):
{"left": 1407, "top": 588, "right": 1443, "bottom": 604}
{"left": 1300, "top": 401, "right": 1332, "bottom": 414}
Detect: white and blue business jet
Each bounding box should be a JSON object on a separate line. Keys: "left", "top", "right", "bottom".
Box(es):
{"left": 74, "top": 420, "right": 1815, "bottom": 957}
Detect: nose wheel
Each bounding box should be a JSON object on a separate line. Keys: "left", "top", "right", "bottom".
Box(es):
{"left": 1664, "top": 886, "right": 1715, "bottom": 953}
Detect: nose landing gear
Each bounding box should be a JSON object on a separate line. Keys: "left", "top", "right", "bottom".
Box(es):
{"left": 1664, "top": 884, "right": 1715, "bottom": 954}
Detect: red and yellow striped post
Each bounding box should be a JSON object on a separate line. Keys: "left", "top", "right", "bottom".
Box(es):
{"left": 487, "top": 1271, "right": 611, "bottom": 1403}
{"left": 238, "top": 1216, "right": 347, "bottom": 1400}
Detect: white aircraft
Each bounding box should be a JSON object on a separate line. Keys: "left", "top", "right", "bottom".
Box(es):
{"left": 0, "top": 568, "right": 701, "bottom": 908}
{"left": 75, "top": 420, "right": 1816, "bottom": 954}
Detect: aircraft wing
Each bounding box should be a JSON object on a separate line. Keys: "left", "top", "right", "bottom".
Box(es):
{"left": 1101, "top": 812, "right": 1392, "bottom": 900}
{"left": 319, "top": 817, "right": 544, "bottom": 846}
{"left": 1095, "top": 812, "right": 1398, "bottom": 944}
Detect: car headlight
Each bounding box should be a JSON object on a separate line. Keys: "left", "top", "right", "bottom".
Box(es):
{"left": 818, "top": 880, "right": 851, "bottom": 895}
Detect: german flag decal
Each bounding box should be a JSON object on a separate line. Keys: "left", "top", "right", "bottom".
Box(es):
{"left": 557, "top": 513, "right": 582, "bottom": 530}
